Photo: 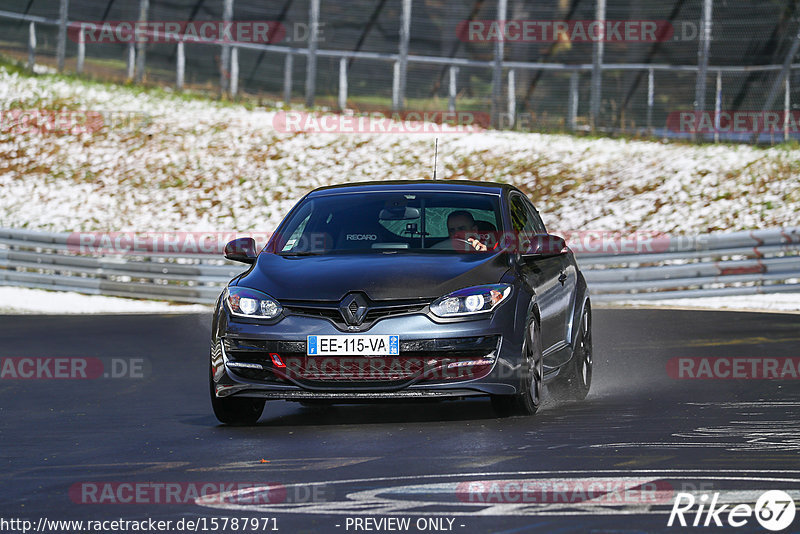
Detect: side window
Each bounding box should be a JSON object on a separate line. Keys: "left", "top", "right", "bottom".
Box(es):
{"left": 523, "top": 200, "right": 547, "bottom": 234}
{"left": 509, "top": 194, "right": 537, "bottom": 234}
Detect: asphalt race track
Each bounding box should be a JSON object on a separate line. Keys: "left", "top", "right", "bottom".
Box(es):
{"left": 1, "top": 308, "right": 799, "bottom": 533}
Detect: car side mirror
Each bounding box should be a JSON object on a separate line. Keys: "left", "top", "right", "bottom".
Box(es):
{"left": 224, "top": 237, "right": 258, "bottom": 264}
{"left": 522, "top": 234, "right": 568, "bottom": 257}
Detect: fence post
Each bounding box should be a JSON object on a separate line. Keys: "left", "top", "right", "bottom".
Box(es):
{"left": 394, "top": 0, "right": 412, "bottom": 111}
{"left": 126, "top": 43, "right": 135, "bottom": 80}
{"left": 645, "top": 68, "right": 654, "bottom": 133}
{"left": 590, "top": 0, "right": 605, "bottom": 129}
{"left": 568, "top": 71, "right": 579, "bottom": 131}
{"left": 76, "top": 28, "right": 85, "bottom": 74}
{"left": 27, "top": 22, "right": 36, "bottom": 70}
{"left": 694, "top": 0, "right": 713, "bottom": 123}
{"left": 507, "top": 68, "right": 516, "bottom": 128}
{"left": 176, "top": 41, "right": 185, "bottom": 90}
{"left": 220, "top": 0, "right": 234, "bottom": 95}
{"left": 714, "top": 70, "right": 721, "bottom": 143}
{"left": 785, "top": 75, "right": 791, "bottom": 141}
{"left": 135, "top": 0, "right": 149, "bottom": 83}
{"left": 305, "top": 0, "right": 320, "bottom": 107}
{"left": 56, "top": 0, "right": 68, "bottom": 72}
{"left": 491, "top": 0, "right": 507, "bottom": 128}
{"left": 284, "top": 52, "right": 293, "bottom": 106}
{"left": 392, "top": 61, "right": 400, "bottom": 110}
{"left": 448, "top": 65, "right": 458, "bottom": 112}
{"left": 230, "top": 47, "right": 239, "bottom": 97}
{"left": 338, "top": 57, "right": 347, "bottom": 110}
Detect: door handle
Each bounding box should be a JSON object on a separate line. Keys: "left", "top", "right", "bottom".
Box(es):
{"left": 558, "top": 271, "right": 567, "bottom": 286}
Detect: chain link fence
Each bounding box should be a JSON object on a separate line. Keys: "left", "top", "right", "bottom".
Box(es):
{"left": 2, "top": 0, "right": 800, "bottom": 141}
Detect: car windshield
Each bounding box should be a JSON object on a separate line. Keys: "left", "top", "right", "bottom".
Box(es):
{"left": 274, "top": 191, "right": 503, "bottom": 255}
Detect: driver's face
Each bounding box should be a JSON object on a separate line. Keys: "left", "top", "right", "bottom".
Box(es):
{"left": 447, "top": 215, "right": 476, "bottom": 237}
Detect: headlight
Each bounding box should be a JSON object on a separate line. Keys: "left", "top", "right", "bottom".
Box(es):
{"left": 224, "top": 287, "right": 282, "bottom": 319}
{"left": 430, "top": 284, "right": 512, "bottom": 317}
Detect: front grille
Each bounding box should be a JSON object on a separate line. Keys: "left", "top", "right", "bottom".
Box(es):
{"left": 282, "top": 298, "right": 430, "bottom": 330}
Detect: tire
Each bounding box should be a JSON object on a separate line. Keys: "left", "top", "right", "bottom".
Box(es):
{"left": 550, "top": 301, "right": 592, "bottom": 401}
{"left": 492, "top": 317, "right": 542, "bottom": 417}
{"left": 209, "top": 358, "right": 265, "bottom": 426}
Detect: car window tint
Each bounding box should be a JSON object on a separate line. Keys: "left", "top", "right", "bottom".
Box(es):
{"left": 509, "top": 194, "right": 537, "bottom": 234}
{"left": 276, "top": 192, "right": 503, "bottom": 254}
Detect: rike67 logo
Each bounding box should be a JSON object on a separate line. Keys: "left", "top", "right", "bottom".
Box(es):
{"left": 668, "top": 490, "right": 796, "bottom": 531}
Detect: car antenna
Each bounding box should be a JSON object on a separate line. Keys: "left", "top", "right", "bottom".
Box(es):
{"left": 432, "top": 137, "right": 439, "bottom": 180}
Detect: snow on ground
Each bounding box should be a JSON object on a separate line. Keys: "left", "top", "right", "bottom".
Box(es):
{"left": 605, "top": 293, "right": 800, "bottom": 314}
{"left": 0, "top": 286, "right": 211, "bottom": 314}
{"left": 1, "top": 66, "right": 799, "bottom": 314}
{"left": 1, "top": 65, "right": 798, "bottom": 235}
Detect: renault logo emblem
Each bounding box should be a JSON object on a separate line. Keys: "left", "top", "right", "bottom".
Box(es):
{"left": 339, "top": 293, "right": 369, "bottom": 326}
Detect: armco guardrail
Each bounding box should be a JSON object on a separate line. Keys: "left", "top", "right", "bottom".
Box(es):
{"left": 578, "top": 226, "right": 800, "bottom": 301}
{"left": 0, "top": 227, "right": 799, "bottom": 304}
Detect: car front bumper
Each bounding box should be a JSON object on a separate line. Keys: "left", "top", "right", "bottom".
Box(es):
{"left": 211, "top": 305, "right": 525, "bottom": 401}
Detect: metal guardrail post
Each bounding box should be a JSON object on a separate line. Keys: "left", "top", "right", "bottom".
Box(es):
{"left": 590, "top": 0, "right": 605, "bottom": 129}
{"left": 784, "top": 76, "right": 791, "bottom": 140}
{"left": 507, "top": 68, "right": 516, "bottom": 128}
{"left": 126, "top": 43, "right": 135, "bottom": 80}
{"left": 647, "top": 68, "right": 654, "bottom": 133}
{"left": 568, "top": 71, "right": 579, "bottom": 131}
{"left": 338, "top": 57, "right": 347, "bottom": 110}
{"left": 230, "top": 47, "right": 239, "bottom": 97}
{"left": 448, "top": 66, "right": 458, "bottom": 112}
{"left": 76, "top": 28, "right": 85, "bottom": 74}
{"left": 694, "top": 0, "right": 713, "bottom": 141}
{"left": 283, "top": 52, "right": 293, "bottom": 106}
{"left": 392, "top": 61, "right": 400, "bottom": 110}
{"left": 176, "top": 41, "right": 185, "bottom": 90}
{"left": 135, "top": 0, "right": 149, "bottom": 83}
{"left": 305, "top": 0, "right": 320, "bottom": 108}
{"left": 491, "top": 0, "right": 507, "bottom": 128}
{"left": 714, "top": 70, "right": 722, "bottom": 143}
{"left": 220, "top": 0, "right": 234, "bottom": 96}
{"left": 27, "top": 21, "right": 36, "bottom": 70}
{"left": 56, "top": 0, "right": 68, "bottom": 72}
{"left": 394, "top": 0, "right": 412, "bottom": 112}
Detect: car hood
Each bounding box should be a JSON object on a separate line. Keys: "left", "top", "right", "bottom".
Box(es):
{"left": 235, "top": 252, "right": 511, "bottom": 301}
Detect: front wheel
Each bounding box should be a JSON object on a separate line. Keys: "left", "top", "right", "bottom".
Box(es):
{"left": 492, "top": 318, "right": 542, "bottom": 417}
{"left": 550, "top": 302, "right": 592, "bottom": 401}
{"left": 210, "top": 360, "right": 265, "bottom": 426}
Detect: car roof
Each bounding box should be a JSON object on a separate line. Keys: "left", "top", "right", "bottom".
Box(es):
{"left": 307, "top": 180, "right": 518, "bottom": 197}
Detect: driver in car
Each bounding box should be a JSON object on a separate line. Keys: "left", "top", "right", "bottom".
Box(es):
{"left": 447, "top": 210, "right": 488, "bottom": 252}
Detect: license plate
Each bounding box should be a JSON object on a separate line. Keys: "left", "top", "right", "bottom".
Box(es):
{"left": 307, "top": 335, "right": 400, "bottom": 356}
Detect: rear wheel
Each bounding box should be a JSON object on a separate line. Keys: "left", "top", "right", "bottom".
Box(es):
{"left": 209, "top": 359, "right": 265, "bottom": 426}
{"left": 550, "top": 302, "right": 592, "bottom": 401}
{"left": 492, "top": 317, "right": 542, "bottom": 417}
